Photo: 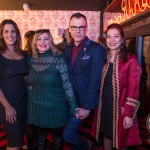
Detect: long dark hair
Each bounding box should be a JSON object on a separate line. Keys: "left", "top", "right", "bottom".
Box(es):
{"left": 56, "top": 28, "right": 73, "bottom": 52}
{"left": 0, "top": 19, "right": 22, "bottom": 55}
{"left": 127, "top": 39, "right": 136, "bottom": 55}
{"left": 106, "top": 23, "right": 127, "bottom": 62}
{"left": 24, "top": 30, "right": 35, "bottom": 55}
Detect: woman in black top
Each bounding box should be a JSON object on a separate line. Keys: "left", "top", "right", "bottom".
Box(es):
{"left": 0, "top": 19, "right": 28, "bottom": 150}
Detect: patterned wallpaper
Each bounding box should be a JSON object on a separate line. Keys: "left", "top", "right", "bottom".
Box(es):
{"left": 103, "top": 12, "right": 124, "bottom": 31}
{"left": 0, "top": 10, "right": 100, "bottom": 42}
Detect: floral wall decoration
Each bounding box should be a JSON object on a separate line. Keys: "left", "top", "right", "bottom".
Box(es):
{"left": 0, "top": 10, "right": 100, "bottom": 44}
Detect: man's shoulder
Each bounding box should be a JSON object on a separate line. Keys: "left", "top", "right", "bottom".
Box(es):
{"left": 64, "top": 44, "right": 72, "bottom": 55}
{"left": 65, "top": 44, "right": 72, "bottom": 49}
{"left": 86, "top": 38, "right": 104, "bottom": 49}
{"left": 64, "top": 44, "right": 72, "bottom": 57}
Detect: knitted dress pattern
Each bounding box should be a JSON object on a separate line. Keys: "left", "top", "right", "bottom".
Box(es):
{"left": 27, "top": 50, "right": 77, "bottom": 128}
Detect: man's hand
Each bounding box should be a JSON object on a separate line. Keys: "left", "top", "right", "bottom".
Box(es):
{"left": 76, "top": 108, "right": 90, "bottom": 120}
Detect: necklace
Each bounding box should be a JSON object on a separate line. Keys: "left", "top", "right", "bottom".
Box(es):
{"left": 107, "top": 52, "right": 113, "bottom": 63}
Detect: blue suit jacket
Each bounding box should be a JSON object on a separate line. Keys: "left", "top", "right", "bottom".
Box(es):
{"left": 64, "top": 37, "right": 105, "bottom": 110}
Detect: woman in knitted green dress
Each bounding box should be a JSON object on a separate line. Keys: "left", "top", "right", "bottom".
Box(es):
{"left": 27, "top": 29, "right": 78, "bottom": 150}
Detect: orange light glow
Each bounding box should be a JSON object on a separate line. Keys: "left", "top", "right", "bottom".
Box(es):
{"left": 108, "top": 0, "right": 150, "bottom": 25}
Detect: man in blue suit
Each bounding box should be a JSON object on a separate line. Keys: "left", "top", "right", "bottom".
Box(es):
{"left": 63, "top": 12, "right": 105, "bottom": 150}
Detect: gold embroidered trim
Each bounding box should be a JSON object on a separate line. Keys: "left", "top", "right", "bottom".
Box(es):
{"left": 126, "top": 102, "right": 138, "bottom": 107}
{"left": 121, "top": 107, "right": 124, "bottom": 116}
{"left": 127, "top": 97, "right": 139, "bottom": 104}
{"left": 112, "top": 50, "right": 120, "bottom": 149}
{"left": 126, "top": 97, "right": 140, "bottom": 116}
{"left": 126, "top": 98, "right": 140, "bottom": 119}
{"left": 95, "top": 62, "right": 110, "bottom": 141}
{"left": 133, "top": 102, "right": 140, "bottom": 119}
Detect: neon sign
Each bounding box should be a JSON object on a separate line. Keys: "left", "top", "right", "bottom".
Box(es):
{"left": 108, "top": 0, "right": 150, "bottom": 25}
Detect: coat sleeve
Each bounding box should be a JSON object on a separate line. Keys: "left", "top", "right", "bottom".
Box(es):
{"left": 123, "top": 57, "right": 142, "bottom": 118}
{"left": 84, "top": 45, "right": 105, "bottom": 110}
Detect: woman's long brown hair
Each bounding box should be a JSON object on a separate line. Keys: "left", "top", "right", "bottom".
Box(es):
{"left": 0, "top": 19, "right": 22, "bottom": 55}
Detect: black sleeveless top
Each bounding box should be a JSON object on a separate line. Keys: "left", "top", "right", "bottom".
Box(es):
{"left": 0, "top": 51, "right": 28, "bottom": 105}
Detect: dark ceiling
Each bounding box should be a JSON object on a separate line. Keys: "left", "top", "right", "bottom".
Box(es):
{"left": 0, "top": 0, "right": 110, "bottom": 11}
{"left": 104, "top": 0, "right": 123, "bottom": 12}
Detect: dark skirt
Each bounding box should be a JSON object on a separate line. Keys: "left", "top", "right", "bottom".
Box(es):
{"left": 0, "top": 99, "right": 27, "bottom": 147}
{"left": 100, "top": 62, "right": 113, "bottom": 138}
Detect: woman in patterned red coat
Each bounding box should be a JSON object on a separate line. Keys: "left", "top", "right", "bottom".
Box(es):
{"left": 92, "top": 23, "right": 142, "bottom": 150}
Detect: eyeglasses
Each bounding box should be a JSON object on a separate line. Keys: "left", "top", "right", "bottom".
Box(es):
{"left": 70, "top": 26, "right": 86, "bottom": 31}
{"left": 35, "top": 29, "right": 50, "bottom": 33}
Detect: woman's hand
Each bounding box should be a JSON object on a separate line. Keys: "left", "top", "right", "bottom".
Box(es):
{"left": 123, "top": 116, "right": 133, "bottom": 129}
{"left": 5, "top": 104, "right": 17, "bottom": 123}
{"left": 29, "top": 85, "right": 32, "bottom": 90}
{"left": 25, "top": 77, "right": 32, "bottom": 90}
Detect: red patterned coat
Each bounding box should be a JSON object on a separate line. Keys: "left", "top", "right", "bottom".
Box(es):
{"left": 92, "top": 51, "right": 142, "bottom": 149}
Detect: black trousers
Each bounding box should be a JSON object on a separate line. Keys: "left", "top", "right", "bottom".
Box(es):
{"left": 25, "top": 124, "right": 35, "bottom": 148}
{"left": 33, "top": 125, "right": 63, "bottom": 150}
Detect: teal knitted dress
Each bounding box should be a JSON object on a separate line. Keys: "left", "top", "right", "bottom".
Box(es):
{"left": 27, "top": 50, "right": 77, "bottom": 128}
